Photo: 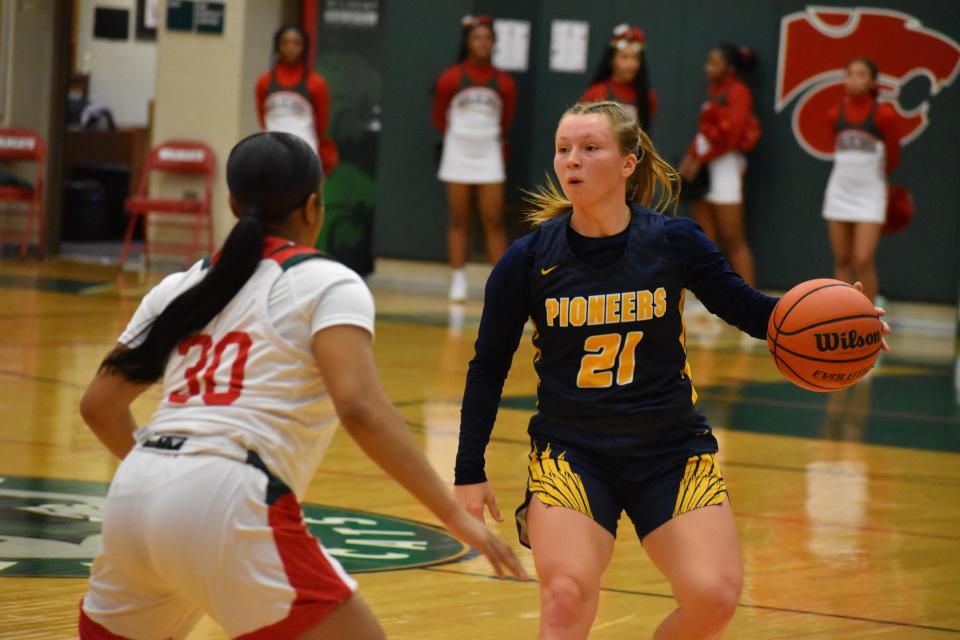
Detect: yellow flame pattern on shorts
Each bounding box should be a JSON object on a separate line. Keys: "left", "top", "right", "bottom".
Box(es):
{"left": 673, "top": 453, "right": 727, "bottom": 517}
{"left": 526, "top": 443, "right": 593, "bottom": 518}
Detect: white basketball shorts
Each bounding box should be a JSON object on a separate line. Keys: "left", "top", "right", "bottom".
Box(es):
{"left": 80, "top": 444, "right": 356, "bottom": 639}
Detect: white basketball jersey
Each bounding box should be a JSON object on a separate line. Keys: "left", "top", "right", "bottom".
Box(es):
{"left": 119, "top": 238, "right": 375, "bottom": 499}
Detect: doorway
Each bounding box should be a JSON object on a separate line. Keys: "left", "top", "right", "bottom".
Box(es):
{"left": 59, "top": 0, "right": 157, "bottom": 265}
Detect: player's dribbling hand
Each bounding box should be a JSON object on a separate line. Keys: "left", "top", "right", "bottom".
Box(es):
{"left": 853, "top": 281, "right": 892, "bottom": 352}
{"left": 454, "top": 481, "right": 502, "bottom": 523}
{"left": 444, "top": 509, "right": 528, "bottom": 581}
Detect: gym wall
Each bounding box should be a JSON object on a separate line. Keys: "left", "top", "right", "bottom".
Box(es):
{"left": 372, "top": 0, "right": 960, "bottom": 303}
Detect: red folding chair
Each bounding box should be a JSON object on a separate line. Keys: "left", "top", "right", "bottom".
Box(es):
{"left": 0, "top": 128, "right": 46, "bottom": 258}
{"left": 120, "top": 140, "right": 215, "bottom": 268}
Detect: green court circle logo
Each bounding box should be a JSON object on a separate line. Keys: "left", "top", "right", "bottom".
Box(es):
{"left": 0, "top": 476, "right": 468, "bottom": 577}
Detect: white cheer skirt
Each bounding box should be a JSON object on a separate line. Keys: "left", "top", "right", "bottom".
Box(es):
{"left": 438, "top": 133, "right": 505, "bottom": 184}
{"left": 822, "top": 165, "right": 886, "bottom": 223}
{"left": 705, "top": 151, "right": 746, "bottom": 205}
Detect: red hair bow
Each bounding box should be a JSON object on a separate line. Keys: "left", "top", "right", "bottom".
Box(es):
{"left": 462, "top": 14, "right": 493, "bottom": 28}
{"left": 611, "top": 24, "right": 646, "bottom": 50}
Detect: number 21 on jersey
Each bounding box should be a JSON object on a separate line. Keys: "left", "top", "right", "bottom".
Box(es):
{"left": 577, "top": 331, "right": 643, "bottom": 388}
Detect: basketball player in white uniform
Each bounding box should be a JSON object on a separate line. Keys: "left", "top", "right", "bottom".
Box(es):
{"left": 78, "top": 132, "right": 524, "bottom": 640}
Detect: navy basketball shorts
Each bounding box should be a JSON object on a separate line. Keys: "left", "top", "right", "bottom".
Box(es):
{"left": 515, "top": 424, "right": 728, "bottom": 546}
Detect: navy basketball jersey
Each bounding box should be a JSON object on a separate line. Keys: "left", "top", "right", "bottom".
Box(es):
{"left": 528, "top": 206, "right": 696, "bottom": 427}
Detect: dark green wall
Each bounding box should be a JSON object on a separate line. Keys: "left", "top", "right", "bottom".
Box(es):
{"left": 373, "top": 0, "right": 471, "bottom": 263}
{"left": 374, "top": 1, "right": 960, "bottom": 303}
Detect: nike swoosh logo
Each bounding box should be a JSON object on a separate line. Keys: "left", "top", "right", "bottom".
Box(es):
{"left": 540, "top": 265, "right": 560, "bottom": 276}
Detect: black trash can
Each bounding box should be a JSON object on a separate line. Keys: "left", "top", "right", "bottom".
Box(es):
{"left": 66, "top": 163, "right": 132, "bottom": 240}
{"left": 62, "top": 180, "right": 107, "bottom": 241}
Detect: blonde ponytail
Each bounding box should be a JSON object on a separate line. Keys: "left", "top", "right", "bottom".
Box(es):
{"left": 525, "top": 101, "right": 680, "bottom": 225}
{"left": 523, "top": 175, "right": 571, "bottom": 224}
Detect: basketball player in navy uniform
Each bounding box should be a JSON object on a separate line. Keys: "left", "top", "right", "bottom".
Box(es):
{"left": 256, "top": 24, "right": 338, "bottom": 175}
{"left": 822, "top": 58, "right": 900, "bottom": 303}
{"left": 454, "top": 101, "right": 778, "bottom": 640}
{"left": 432, "top": 15, "right": 517, "bottom": 301}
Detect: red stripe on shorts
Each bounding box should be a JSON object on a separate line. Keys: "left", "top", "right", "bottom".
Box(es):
{"left": 78, "top": 601, "right": 139, "bottom": 640}
{"left": 236, "top": 492, "right": 354, "bottom": 639}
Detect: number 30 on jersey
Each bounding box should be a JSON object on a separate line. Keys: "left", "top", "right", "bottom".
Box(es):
{"left": 168, "top": 332, "right": 252, "bottom": 406}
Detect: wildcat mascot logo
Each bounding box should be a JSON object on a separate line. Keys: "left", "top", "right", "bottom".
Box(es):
{"left": 775, "top": 7, "right": 960, "bottom": 160}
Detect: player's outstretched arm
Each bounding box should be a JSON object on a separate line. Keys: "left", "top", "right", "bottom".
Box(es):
{"left": 312, "top": 325, "right": 528, "bottom": 581}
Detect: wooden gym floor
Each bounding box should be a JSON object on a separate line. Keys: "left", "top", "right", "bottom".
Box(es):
{"left": 0, "top": 256, "right": 958, "bottom": 639}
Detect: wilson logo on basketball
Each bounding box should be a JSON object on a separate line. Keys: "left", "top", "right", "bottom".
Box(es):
{"left": 775, "top": 7, "right": 960, "bottom": 160}
{"left": 814, "top": 329, "right": 882, "bottom": 352}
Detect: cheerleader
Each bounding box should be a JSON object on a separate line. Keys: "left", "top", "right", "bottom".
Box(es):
{"left": 255, "top": 24, "right": 339, "bottom": 175}
{"left": 580, "top": 24, "right": 658, "bottom": 131}
{"left": 432, "top": 15, "right": 517, "bottom": 301}
{"left": 678, "top": 44, "right": 760, "bottom": 286}
{"left": 822, "top": 58, "right": 900, "bottom": 303}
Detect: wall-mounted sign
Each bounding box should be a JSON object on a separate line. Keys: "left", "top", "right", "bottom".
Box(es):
{"left": 493, "top": 19, "right": 531, "bottom": 72}
{"left": 136, "top": 0, "right": 160, "bottom": 40}
{"left": 166, "top": 1, "right": 225, "bottom": 35}
{"left": 323, "top": 0, "right": 379, "bottom": 28}
{"left": 549, "top": 19, "right": 589, "bottom": 73}
{"left": 93, "top": 7, "right": 130, "bottom": 41}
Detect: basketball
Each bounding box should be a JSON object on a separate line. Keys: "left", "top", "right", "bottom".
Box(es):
{"left": 767, "top": 279, "right": 883, "bottom": 392}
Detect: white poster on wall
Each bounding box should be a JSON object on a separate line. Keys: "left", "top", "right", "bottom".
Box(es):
{"left": 145, "top": 0, "right": 160, "bottom": 28}
{"left": 492, "top": 19, "right": 530, "bottom": 72}
{"left": 549, "top": 19, "right": 589, "bottom": 73}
